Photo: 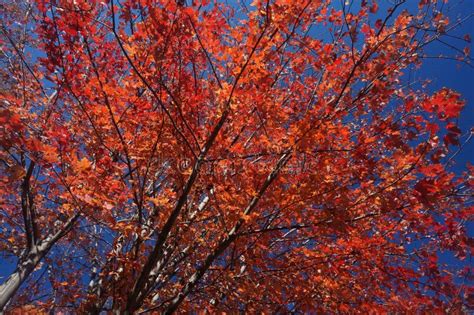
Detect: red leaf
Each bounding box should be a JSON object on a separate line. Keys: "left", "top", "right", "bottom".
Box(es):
{"left": 370, "top": 2, "right": 379, "bottom": 14}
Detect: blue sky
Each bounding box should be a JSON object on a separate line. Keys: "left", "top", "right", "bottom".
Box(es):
{"left": 405, "top": 0, "right": 473, "bottom": 166}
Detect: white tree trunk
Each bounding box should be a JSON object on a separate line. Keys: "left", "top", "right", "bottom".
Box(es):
{"left": 0, "top": 213, "right": 79, "bottom": 311}
{"left": 0, "top": 247, "right": 44, "bottom": 311}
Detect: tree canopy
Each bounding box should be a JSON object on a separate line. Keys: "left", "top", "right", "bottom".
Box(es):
{"left": 0, "top": 0, "right": 472, "bottom": 313}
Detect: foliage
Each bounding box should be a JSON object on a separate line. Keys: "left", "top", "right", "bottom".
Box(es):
{"left": 0, "top": 0, "right": 472, "bottom": 313}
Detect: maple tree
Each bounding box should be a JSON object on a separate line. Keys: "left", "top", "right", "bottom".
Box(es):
{"left": 0, "top": 0, "right": 473, "bottom": 312}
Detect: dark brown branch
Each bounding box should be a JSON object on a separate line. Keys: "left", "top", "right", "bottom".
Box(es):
{"left": 163, "top": 152, "right": 292, "bottom": 313}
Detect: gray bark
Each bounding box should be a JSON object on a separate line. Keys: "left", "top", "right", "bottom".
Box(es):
{"left": 0, "top": 213, "right": 79, "bottom": 311}
{"left": 0, "top": 245, "right": 46, "bottom": 310}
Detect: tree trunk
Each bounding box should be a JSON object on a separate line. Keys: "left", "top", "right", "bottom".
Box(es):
{"left": 0, "top": 214, "right": 79, "bottom": 311}
{"left": 0, "top": 246, "right": 45, "bottom": 311}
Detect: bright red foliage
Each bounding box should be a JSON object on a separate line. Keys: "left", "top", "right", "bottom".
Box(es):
{"left": 0, "top": 0, "right": 472, "bottom": 313}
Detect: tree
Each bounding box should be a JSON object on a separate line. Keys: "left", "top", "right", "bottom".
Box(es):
{"left": 0, "top": 0, "right": 80, "bottom": 309}
{"left": 0, "top": 0, "right": 472, "bottom": 312}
